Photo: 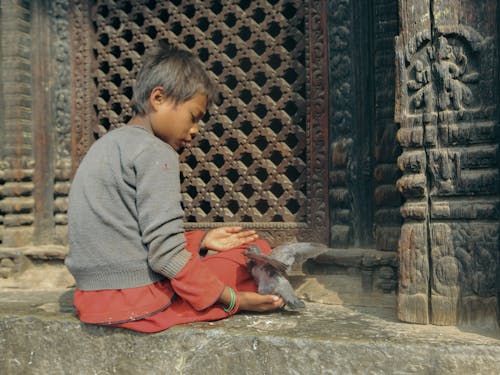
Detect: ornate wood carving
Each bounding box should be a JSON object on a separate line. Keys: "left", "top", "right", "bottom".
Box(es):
{"left": 327, "top": 0, "right": 401, "bottom": 249}
{"left": 372, "top": 0, "right": 402, "bottom": 252}
{"left": 51, "top": 0, "right": 73, "bottom": 244}
{"left": 0, "top": 0, "right": 72, "bottom": 247}
{"left": 327, "top": 0, "right": 356, "bottom": 247}
{"left": 0, "top": 1, "right": 35, "bottom": 246}
{"left": 396, "top": 0, "right": 499, "bottom": 325}
{"left": 305, "top": 0, "right": 329, "bottom": 244}
{"left": 32, "top": 0, "right": 55, "bottom": 245}
{"left": 70, "top": 0, "right": 330, "bottom": 245}
{"left": 70, "top": 0, "right": 95, "bottom": 175}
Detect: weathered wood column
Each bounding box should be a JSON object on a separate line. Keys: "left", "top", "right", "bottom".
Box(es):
{"left": 0, "top": 0, "right": 35, "bottom": 246}
{"left": 32, "top": 0, "right": 55, "bottom": 245}
{"left": 0, "top": 0, "right": 72, "bottom": 247}
{"left": 327, "top": 0, "right": 401, "bottom": 250}
{"left": 396, "top": 0, "right": 499, "bottom": 325}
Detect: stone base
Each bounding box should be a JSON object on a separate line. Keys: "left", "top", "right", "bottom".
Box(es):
{"left": 310, "top": 247, "right": 398, "bottom": 294}
{"left": 0, "top": 290, "right": 499, "bottom": 374}
{"left": 291, "top": 274, "right": 396, "bottom": 308}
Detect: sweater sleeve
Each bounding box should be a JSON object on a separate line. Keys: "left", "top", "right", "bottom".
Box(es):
{"left": 134, "top": 144, "right": 224, "bottom": 310}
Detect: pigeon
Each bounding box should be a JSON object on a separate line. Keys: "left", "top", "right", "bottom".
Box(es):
{"left": 244, "top": 242, "right": 329, "bottom": 309}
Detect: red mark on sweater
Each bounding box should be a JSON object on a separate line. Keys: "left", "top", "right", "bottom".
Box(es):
{"left": 163, "top": 163, "right": 169, "bottom": 170}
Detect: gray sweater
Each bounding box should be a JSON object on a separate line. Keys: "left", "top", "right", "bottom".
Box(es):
{"left": 65, "top": 125, "right": 192, "bottom": 290}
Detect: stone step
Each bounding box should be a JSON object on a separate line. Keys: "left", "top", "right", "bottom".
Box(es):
{"left": 291, "top": 274, "right": 396, "bottom": 309}
{"left": 296, "top": 247, "right": 399, "bottom": 307}
{"left": 305, "top": 247, "right": 398, "bottom": 294}
{"left": 0, "top": 289, "right": 499, "bottom": 374}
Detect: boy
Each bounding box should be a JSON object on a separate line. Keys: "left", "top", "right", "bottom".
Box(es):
{"left": 65, "top": 45, "right": 284, "bottom": 332}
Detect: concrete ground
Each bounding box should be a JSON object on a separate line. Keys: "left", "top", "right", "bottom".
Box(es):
{"left": 1, "top": 263, "right": 499, "bottom": 374}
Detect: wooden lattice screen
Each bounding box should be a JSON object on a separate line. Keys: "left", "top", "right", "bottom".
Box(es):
{"left": 70, "top": 0, "right": 329, "bottom": 245}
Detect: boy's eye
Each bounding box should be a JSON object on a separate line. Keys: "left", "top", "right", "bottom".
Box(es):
{"left": 192, "top": 112, "right": 205, "bottom": 123}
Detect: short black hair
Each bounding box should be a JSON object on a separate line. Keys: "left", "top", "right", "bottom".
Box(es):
{"left": 132, "top": 43, "right": 216, "bottom": 114}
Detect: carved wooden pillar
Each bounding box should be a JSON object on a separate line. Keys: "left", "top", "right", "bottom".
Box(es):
{"left": 0, "top": 0, "right": 72, "bottom": 247}
{"left": 396, "top": 0, "right": 499, "bottom": 325}
{"left": 32, "top": 0, "right": 55, "bottom": 245}
{"left": 0, "top": 0, "right": 35, "bottom": 246}
{"left": 51, "top": 0, "right": 73, "bottom": 245}
{"left": 327, "top": 0, "right": 373, "bottom": 247}
{"left": 327, "top": 0, "right": 401, "bottom": 250}
{"left": 372, "top": 0, "right": 402, "bottom": 252}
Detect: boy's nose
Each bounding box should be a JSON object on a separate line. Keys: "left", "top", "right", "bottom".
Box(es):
{"left": 190, "top": 124, "right": 199, "bottom": 135}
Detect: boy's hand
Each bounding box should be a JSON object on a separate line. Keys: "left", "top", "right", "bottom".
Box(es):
{"left": 201, "top": 226, "right": 258, "bottom": 251}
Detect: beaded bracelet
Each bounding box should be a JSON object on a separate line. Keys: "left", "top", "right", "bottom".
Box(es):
{"left": 223, "top": 287, "right": 237, "bottom": 313}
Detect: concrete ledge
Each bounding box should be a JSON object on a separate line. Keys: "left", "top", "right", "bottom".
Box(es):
{"left": 1, "top": 290, "right": 499, "bottom": 374}
{"left": 307, "top": 248, "right": 398, "bottom": 294}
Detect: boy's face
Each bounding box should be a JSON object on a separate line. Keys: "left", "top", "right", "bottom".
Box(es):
{"left": 150, "top": 91, "right": 207, "bottom": 151}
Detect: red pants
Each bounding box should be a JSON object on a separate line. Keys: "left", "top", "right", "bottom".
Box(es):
{"left": 111, "top": 238, "right": 271, "bottom": 333}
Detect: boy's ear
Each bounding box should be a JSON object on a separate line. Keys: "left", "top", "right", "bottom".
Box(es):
{"left": 149, "top": 87, "right": 167, "bottom": 111}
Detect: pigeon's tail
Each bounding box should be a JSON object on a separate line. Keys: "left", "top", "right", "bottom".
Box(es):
{"left": 274, "top": 274, "right": 306, "bottom": 309}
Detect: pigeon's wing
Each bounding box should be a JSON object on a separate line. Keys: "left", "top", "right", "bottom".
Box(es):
{"left": 244, "top": 251, "right": 289, "bottom": 273}
{"left": 270, "top": 242, "right": 329, "bottom": 270}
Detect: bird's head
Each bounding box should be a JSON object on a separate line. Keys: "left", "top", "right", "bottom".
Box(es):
{"left": 244, "top": 244, "right": 262, "bottom": 256}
